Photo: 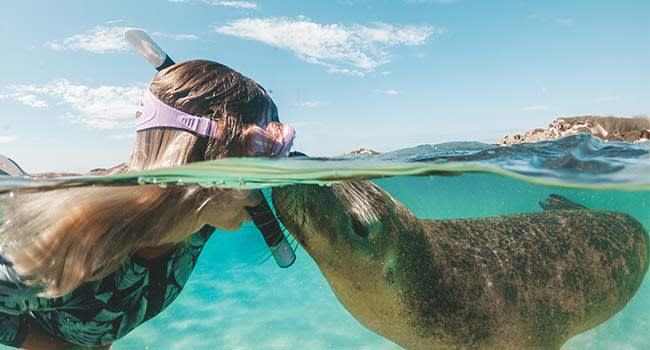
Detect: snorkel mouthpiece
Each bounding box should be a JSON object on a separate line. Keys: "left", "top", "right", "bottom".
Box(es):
{"left": 246, "top": 199, "right": 296, "bottom": 268}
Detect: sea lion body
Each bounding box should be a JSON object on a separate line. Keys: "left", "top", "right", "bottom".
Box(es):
{"left": 272, "top": 182, "right": 649, "bottom": 350}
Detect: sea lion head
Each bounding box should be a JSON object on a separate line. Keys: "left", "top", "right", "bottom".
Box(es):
{"left": 272, "top": 181, "right": 414, "bottom": 273}
{"left": 272, "top": 181, "right": 431, "bottom": 347}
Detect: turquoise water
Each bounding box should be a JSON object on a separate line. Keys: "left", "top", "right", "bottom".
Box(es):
{"left": 106, "top": 174, "right": 649, "bottom": 350}
{"left": 0, "top": 134, "right": 648, "bottom": 349}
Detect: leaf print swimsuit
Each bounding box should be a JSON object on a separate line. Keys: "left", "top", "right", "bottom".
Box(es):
{"left": 0, "top": 225, "right": 213, "bottom": 347}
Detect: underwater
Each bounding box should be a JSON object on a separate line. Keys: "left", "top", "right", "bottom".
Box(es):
{"left": 1, "top": 134, "right": 648, "bottom": 349}
{"left": 1, "top": 1, "right": 649, "bottom": 349}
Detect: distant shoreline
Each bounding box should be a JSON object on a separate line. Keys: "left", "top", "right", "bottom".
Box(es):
{"left": 498, "top": 115, "right": 650, "bottom": 145}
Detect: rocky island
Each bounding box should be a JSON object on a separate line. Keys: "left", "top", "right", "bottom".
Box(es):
{"left": 499, "top": 115, "right": 650, "bottom": 145}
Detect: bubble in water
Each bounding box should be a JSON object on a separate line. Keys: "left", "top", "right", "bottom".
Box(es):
{"left": 198, "top": 181, "right": 214, "bottom": 188}
{"left": 137, "top": 176, "right": 146, "bottom": 185}
{"left": 8, "top": 192, "right": 14, "bottom": 198}
{"left": 176, "top": 178, "right": 184, "bottom": 186}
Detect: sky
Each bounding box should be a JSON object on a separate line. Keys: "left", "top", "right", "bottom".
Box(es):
{"left": 0, "top": 0, "right": 648, "bottom": 173}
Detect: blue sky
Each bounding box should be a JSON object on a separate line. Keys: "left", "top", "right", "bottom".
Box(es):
{"left": 0, "top": 0, "right": 648, "bottom": 173}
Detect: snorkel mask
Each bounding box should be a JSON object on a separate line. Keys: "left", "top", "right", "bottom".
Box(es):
{"left": 136, "top": 89, "right": 296, "bottom": 157}
{"left": 125, "top": 28, "right": 296, "bottom": 268}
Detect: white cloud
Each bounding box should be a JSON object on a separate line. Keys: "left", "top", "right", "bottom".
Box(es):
{"left": 108, "top": 133, "right": 136, "bottom": 140}
{"left": 293, "top": 101, "right": 323, "bottom": 108}
{"left": 169, "top": 0, "right": 258, "bottom": 9}
{"left": 3, "top": 80, "right": 144, "bottom": 129}
{"left": 46, "top": 26, "right": 130, "bottom": 53}
{"left": 522, "top": 105, "right": 550, "bottom": 111}
{"left": 152, "top": 32, "right": 199, "bottom": 41}
{"left": 214, "top": 17, "right": 443, "bottom": 74}
{"left": 377, "top": 89, "right": 400, "bottom": 95}
{"left": 216, "top": 0, "right": 258, "bottom": 8}
{"left": 0, "top": 135, "right": 18, "bottom": 144}
{"left": 326, "top": 66, "right": 365, "bottom": 77}
{"left": 47, "top": 26, "right": 200, "bottom": 53}
{"left": 0, "top": 93, "right": 48, "bottom": 108}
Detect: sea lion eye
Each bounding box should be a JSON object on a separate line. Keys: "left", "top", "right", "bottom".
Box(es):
{"left": 350, "top": 215, "right": 369, "bottom": 238}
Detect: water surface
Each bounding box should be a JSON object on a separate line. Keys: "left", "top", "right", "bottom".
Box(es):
{"left": 1, "top": 134, "right": 648, "bottom": 349}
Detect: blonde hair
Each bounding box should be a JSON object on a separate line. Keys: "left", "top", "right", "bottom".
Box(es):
{"left": 0, "top": 60, "right": 277, "bottom": 297}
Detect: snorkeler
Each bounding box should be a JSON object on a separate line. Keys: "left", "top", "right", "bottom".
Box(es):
{"left": 0, "top": 59, "right": 294, "bottom": 348}
{"left": 124, "top": 29, "right": 296, "bottom": 269}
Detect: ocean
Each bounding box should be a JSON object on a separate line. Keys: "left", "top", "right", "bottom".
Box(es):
{"left": 1, "top": 134, "right": 648, "bottom": 350}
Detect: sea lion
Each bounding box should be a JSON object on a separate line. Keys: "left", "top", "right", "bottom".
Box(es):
{"left": 272, "top": 181, "right": 649, "bottom": 350}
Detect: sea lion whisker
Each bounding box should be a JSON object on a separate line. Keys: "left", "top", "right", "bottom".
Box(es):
{"left": 250, "top": 218, "right": 280, "bottom": 229}
{"left": 252, "top": 250, "right": 277, "bottom": 266}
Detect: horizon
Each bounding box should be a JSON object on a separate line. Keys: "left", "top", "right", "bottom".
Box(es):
{"left": 1, "top": 0, "right": 648, "bottom": 173}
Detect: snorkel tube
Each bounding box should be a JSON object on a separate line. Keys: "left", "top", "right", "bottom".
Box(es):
{"left": 124, "top": 29, "right": 295, "bottom": 268}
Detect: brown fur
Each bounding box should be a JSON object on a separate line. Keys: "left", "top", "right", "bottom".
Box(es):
{"left": 272, "top": 182, "right": 649, "bottom": 350}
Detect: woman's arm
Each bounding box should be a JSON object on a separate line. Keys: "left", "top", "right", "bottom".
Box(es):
{"left": 0, "top": 312, "right": 80, "bottom": 350}
{"left": 19, "top": 320, "right": 75, "bottom": 350}
{"left": 193, "top": 189, "right": 261, "bottom": 233}
{"left": 22, "top": 320, "right": 113, "bottom": 349}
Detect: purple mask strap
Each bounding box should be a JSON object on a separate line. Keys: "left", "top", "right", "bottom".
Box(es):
{"left": 136, "top": 90, "right": 215, "bottom": 137}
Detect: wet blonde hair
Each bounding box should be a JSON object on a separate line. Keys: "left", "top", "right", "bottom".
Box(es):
{"left": 0, "top": 60, "right": 277, "bottom": 297}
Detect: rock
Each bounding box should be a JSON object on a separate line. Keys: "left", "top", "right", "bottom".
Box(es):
{"left": 499, "top": 116, "right": 650, "bottom": 145}
{"left": 345, "top": 148, "right": 380, "bottom": 155}
{"left": 88, "top": 162, "right": 129, "bottom": 176}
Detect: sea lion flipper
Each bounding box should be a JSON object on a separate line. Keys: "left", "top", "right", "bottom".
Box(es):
{"left": 539, "top": 194, "right": 587, "bottom": 211}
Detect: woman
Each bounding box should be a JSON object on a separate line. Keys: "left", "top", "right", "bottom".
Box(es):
{"left": 0, "top": 59, "right": 294, "bottom": 349}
